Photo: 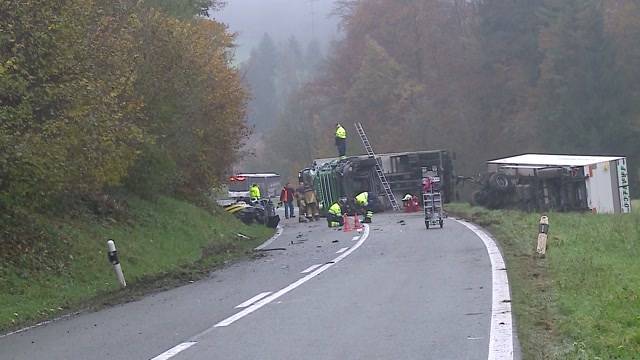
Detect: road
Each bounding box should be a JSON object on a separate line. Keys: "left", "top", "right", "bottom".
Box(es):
{"left": 0, "top": 212, "right": 512, "bottom": 360}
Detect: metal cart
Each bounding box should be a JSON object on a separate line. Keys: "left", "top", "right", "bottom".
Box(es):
{"left": 423, "top": 174, "right": 444, "bottom": 229}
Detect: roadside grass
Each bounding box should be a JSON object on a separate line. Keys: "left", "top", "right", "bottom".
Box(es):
{"left": 447, "top": 201, "right": 640, "bottom": 359}
{"left": 0, "top": 196, "right": 274, "bottom": 332}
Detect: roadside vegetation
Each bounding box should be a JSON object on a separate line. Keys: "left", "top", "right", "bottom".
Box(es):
{"left": 448, "top": 201, "right": 640, "bottom": 359}
{"left": 0, "top": 195, "right": 273, "bottom": 332}
{"left": 0, "top": 1, "right": 267, "bottom": 332}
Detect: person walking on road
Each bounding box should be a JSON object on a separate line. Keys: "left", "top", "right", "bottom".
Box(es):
{"left": 280, "top": 183, "right": 295, "bottom": 219}
{"left": 335, "top": 123, "right": 347, "bottom": 159}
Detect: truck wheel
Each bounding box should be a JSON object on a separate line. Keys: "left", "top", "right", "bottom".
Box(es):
{"left": 489, "top": 173, "right": 512, "bottom": 192}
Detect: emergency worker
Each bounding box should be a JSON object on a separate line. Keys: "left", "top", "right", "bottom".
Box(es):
{"left": 295, "top": 183, "right": 308, "bottom": 223}
{"left": 327, "top": 199, "right": 345, "bottom": 228}
{"left": 355, "top": 191, "right": 373, "bottom": 223}
{"left": 335, "top": 123, "right": 347, "bottom": 159}
{"left": 303, "top": 183, "right": 320, "bottom": 221}
{"left": 249, "top": 183, "right": 261, "bottom": 202}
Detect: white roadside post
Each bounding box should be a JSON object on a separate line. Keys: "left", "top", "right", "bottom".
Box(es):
{"left": 107, "top": 239, "right": 127, "bottom": 288}
{"left": 536, "top": 216, "right": 549, "bottom": 256}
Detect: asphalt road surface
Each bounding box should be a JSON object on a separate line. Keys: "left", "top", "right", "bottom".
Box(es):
{"left": 0, "top": 211, "right": 507, "bottom": 360}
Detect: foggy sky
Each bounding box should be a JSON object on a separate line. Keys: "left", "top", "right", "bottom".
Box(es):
{"left": 213, "top": 0, "right": 339, "bottom": 61}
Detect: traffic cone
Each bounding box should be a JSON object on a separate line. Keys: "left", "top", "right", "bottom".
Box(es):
{"left": 342, "top": 214, "right": 351, "bottom": 232}
{"left": 354, "top": 215, "right": 363, "bottom": 230}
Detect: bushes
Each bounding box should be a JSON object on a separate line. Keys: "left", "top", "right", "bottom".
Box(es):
{"left": 0, "top": 0, "right": 247, "bottom": 250}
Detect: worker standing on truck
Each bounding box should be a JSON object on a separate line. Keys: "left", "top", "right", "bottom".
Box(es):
{"left": 327, "top": 199, "right": 345, "bottom": 228}
{"left": 335, "top": 123, "right": 347, "bottom": 159}
{"left": 249, "top": 183, "right": 261, "bottom": 202}
{"left": 355, "top": 191, "right": 373, "bottom": 223}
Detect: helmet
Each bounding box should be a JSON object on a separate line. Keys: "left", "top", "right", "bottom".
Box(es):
{"left": 339, "top": 197, "right": 348, "bottom": 205}
{"left": 402, "top": 194, "right": 413, "bottom": 201}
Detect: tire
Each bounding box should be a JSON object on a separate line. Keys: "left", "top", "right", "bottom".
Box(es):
{"left": 489, "top": 173, "right": 512, "bottom": 192}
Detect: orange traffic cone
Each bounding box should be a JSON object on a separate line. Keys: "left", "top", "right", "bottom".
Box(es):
{"left": 342, "top": 214, "right": 352, "bottom": 232}
{"left": 354, "top": 214, "right": 363, "bottom": 230}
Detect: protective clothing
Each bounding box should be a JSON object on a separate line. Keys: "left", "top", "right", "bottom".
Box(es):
{"left": 355, "top": 192, "right": 369, "bottom": 206}
{"left": 328, "top": 202, "right": 342, "bottom": 216}
{"left": 335, "top": 124, "right": 347, "bottom": 139}
{"left": 249, "top": 184, "right": 261, "bottom": 200}
{"left": 327, "top": 202, "right": 344, "bottom": 228}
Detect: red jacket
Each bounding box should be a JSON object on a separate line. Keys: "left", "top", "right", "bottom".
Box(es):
{"left": 280, "top": 187, "right": 294, "bottom": 202}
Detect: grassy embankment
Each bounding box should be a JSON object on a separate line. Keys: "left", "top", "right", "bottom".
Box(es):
{"left": 447, "top": 201, "right": 640, "bottom": 359}
{"left": 0, "top": 196, "right": 274, "bottom": 332}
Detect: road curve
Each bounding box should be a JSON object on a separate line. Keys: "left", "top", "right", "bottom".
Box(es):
{"left": 0, "top": 212, "right": 509, "bottom": 360}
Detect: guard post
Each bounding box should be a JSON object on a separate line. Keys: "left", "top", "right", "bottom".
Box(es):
{"left": 536, "top": 216, "right": 549, "bottom": 256}
{"left": 107, "top": 239, "right": 127, "bottom": 288}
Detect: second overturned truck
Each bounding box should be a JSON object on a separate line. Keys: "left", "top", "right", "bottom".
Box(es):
{"left": 471, "top": 154, "right": 632, "bottom": 214}
{"left": 299, "top": 150, "right": 455, "bottom": 214}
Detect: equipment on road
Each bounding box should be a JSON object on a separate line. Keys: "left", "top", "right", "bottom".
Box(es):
{"left": 355, "top": 122, "right": 400, "bottom": 211}
{"left": 423, "top": 167, "right": 444, "bottom": 229}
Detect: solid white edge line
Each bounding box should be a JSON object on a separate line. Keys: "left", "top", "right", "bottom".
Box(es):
{"left": 235, "top": 292, "right": 273, "bottom": 309}
{"left": 301, "top": 264, "right": 323, "bottom": 274}
{"left": 254, "top": 224, "right": 284, "bottom": 250}
{"left": 454, "top": 219, "right": 514, "bottom": 360}
{"left": 336, "top": 247, "right": 349, "bottom": 254}
{"left": 211, "top": 224, "right": 370, "bottom": 329}
{"left": 150, "top": 341, "right": 197, "bottom": 360}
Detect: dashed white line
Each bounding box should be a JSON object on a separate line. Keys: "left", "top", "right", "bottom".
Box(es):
{"left": 234, "top": 292, "right": 273, "bottom": 309}
{"left": 301, "top": 264, "right": 323, "bottom": 274}
{"left": 150, "top": 342, "right": 197, "bottom": 360}
{"left": 455, "top": 219, "right": 514, "bottom": 360}
{"left": 210, "top": 225, "right": 370, "bottom": 329}
{"left": 351, "top": 236, "right": 359, "bottom": 241}
{"left": 336, "top": 247, "right": 349, "bottom": 254}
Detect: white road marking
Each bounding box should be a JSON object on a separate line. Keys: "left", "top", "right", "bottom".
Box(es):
{"left": 301, "top": 264, "right": 322, "bottom": 274}
{"left": 351, "top": 236, "right": 359, "bottom": 241}
{"left": 234, "top": 292, "right": 273, "bottom": 309}
{"left": 336, "top": 247, "right": 349, "bottom": 254}
{"left": 254, "top": 225, "right": 284, "bottom": 250}
{"left": 211, "top": 225, "right": 370, "bottom": 329}
{"left": 150, "top": 342, "right": 197, "bottom": 360}
{"left": 455, "top": 219, "right": 514, "bottom": 360}
{"left": 0, "top": 312, "right": 80, "bottom": 338}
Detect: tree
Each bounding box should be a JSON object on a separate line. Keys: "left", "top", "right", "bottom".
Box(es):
{"left": 244, "top": 33, "right": 279, "bottom": 131}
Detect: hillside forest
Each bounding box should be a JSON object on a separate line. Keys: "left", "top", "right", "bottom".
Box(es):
{"left": 246, "top": 0, "right": 640, "bottom": 195}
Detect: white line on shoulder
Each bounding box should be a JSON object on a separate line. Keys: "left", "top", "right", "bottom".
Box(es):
{"left": 454, "top": 219, "right": 513, "bottom": 360}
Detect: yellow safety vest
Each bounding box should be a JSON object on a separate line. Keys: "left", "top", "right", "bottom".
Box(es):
{"left": 328, "top": 202, "right": 342, "bottom": 216}
{"left": 355, "top": 192, "right": 368, "bottom": 206}
{"left": 336, "top": 125, "right": 346, "bottom": 139}
{"left": 249, "top": 186, "right": 261, "bottom": 199}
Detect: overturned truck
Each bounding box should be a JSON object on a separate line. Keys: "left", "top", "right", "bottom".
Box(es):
{"left": 471, "top": 154, "right": 632, "bottom": 214}
{"left": 299, "top": 150, "right": 455, "bottom": 214}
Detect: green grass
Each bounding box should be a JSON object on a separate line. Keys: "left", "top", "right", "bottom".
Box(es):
{"left": 0, "top": 196, "right": 274, "bottom": 332}
{"left": 447, "top": 201, "right": 640, "bottom": 359}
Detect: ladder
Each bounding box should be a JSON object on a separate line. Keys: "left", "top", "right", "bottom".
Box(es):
{"left": 354, "top": 122, "right": 400, "bottom": 211}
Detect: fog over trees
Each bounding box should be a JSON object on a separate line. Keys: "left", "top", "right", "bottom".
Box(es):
{"left": 236, "top": 0, "right": 640, "bottom": 195}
